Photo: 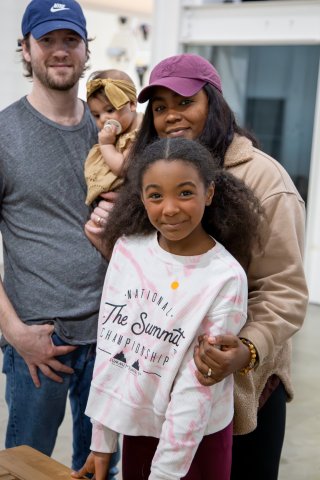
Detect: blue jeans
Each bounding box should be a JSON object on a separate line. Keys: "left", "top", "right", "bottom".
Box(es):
{"left": 2, "top": 334, "right": 120, "bottom": 478}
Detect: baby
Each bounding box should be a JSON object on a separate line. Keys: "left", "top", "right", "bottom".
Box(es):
{"left": 84, "top": 69, "right": 143, "bottom": 209}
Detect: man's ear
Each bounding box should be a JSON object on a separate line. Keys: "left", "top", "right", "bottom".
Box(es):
{"left": 205, "top": 182, "right": 215, "bottom": 206}
{"left": 21, "top": 40, "right": 31, "bottom": 62}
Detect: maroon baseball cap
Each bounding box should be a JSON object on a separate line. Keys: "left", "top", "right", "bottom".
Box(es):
{"left": 138, "top": 53, "right": 222, "bottom": 103}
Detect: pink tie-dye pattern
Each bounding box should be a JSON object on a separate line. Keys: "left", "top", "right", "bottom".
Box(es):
{"left": 152, "top": 360, "right": 213, "bottom": 471}
{"left": 118, "top": 241, "right": 158, "bottom": 292}
{"left": 113, "top": 242, "right": 171, "bottom": 333}
{"left": 86, "top": 235, "right": 247, "bottom": 477}
{"left": 92, "top": 359, "right": 111, "bottom": 382}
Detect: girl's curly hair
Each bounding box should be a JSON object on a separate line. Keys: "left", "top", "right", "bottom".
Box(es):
{"left": 105, "top": 137, "right": 263, "bottom": 266}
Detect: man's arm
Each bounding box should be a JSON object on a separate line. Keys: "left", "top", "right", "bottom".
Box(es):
{"left": 0, "top": 278, "right": 76, "bottom": 387}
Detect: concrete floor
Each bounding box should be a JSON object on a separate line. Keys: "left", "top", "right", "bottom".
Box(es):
{"left": 1, "top": 303, "right": 319, "bottom": 479}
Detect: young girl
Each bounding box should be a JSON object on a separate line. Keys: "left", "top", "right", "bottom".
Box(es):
{"left": 73, "top": 138, "right": 263, "bottom": 480}
{"left": 84, "top": 69, "right": 143, "bottom": 215}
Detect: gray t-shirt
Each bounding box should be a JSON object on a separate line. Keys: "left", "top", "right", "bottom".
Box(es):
{"left": 0, "top": 97, "right": 107, "bottom": 345}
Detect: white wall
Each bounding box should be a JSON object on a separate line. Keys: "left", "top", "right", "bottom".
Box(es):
{"left": 305, "top": 59, "right": 320, "bottom": 303}
{"left": 80, "top": 5, "right": 152, "bottom": 105}
{"left": 0, "top": 1, "right": 31, "bottom": 110}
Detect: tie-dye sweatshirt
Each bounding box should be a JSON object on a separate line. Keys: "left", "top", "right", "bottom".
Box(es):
{"left": 86, "top": 233, "right": 247, "bottom": 479}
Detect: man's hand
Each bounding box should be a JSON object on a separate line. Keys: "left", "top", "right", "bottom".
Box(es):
{"left": 85, "top": 192, "right": 119, "bottom": 257}
{"left": 85, "top": 192, "right": 118, "bottom": 235}
{"left": 13, "top": 323, "right": 76, "bottom": 388}
{"left": 194, "top": 334, "right": 250, "bottom": 386}
{"left": 71, "top": 451, "right": 111, "bottom": 480}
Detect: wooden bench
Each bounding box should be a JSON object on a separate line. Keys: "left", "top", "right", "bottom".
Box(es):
{"left": 0, "top": 445, "right": 78, "bottom": 480}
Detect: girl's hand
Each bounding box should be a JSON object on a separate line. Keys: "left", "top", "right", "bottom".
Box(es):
{"left": 71, "top": 451, "right": 111, "bottom": 480}
{"left": 99, "top": 125, "right": 117, "bottom": 145}
{"left": 194, "top": 334, "right": 250, "bottom": 386}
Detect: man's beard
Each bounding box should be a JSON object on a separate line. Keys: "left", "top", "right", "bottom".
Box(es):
{"left": 31, "top": 60, "right": 85, "bottom": 91}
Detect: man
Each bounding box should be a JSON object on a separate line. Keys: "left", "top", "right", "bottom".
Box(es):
{"left": 0, "top": 1, "right": 118, "bottom": 477}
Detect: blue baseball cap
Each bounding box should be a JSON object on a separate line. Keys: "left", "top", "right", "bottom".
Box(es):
{"left": 22, "top": 0, "right": 87, "bottom": 41}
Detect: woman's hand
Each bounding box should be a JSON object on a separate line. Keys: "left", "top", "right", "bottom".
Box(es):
{"left": 71, "top": 451, "right": 111, "bottom": 480}
{"left": 194, "top": 334, "right": 251, "bottom": 386}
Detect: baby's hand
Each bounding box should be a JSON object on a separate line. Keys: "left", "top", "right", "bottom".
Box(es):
{"left": 99, "top": 124, "right": 117, "bottom": 145}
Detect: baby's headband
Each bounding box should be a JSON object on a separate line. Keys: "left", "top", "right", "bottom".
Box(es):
{"left": 86, "top": 78, "right": 137, "bottom": 110}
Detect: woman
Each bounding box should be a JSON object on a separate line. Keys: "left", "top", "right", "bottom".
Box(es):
{"left": 124, "top": 53, "right": 309, "bottom": 479}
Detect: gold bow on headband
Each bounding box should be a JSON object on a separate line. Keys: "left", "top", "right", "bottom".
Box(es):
{"left": 86, "top": 78, "right": 137, "bottom": 110}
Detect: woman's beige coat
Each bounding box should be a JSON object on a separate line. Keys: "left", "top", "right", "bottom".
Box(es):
{"left": 225, "top": 135, "right": 309, "bottom": 435}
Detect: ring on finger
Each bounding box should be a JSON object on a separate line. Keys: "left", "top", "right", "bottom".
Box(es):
{"left": 96, "top": 215, "right": 102, "bottom": 226}
{"left": 207, "top": 367, "right": 212, "bottom": 378}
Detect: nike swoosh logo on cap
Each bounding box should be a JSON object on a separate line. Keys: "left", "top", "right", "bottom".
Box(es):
{"left": 50, "top": 5, "right": 70, "bottom": 13}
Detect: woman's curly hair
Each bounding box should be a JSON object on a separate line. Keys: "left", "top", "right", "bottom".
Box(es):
{"left": 105, "top": 137, "right": 264, "bottom": 266}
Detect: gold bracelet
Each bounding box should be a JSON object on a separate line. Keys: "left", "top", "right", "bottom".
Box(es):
{"left": 239, "top": 338, "right": 258, "bottom": 375}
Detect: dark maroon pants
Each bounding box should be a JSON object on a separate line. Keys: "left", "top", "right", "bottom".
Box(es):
{"left": 122, "top": 421, "right": 233, "bottom": 480}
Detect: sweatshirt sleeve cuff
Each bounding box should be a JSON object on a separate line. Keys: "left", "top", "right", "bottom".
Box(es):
{"left": 90, "top": 420, "right": 118, "bottom": 453}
